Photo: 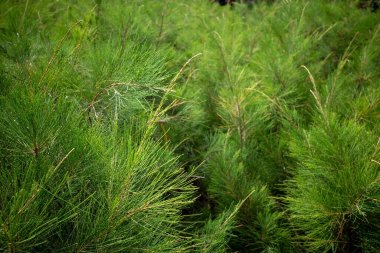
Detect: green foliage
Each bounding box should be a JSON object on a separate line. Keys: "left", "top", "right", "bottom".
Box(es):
{"left": 1, "top": 0, "right": 379, "bottom": 252}
{"left": 197, "top": 203, "right": 242, "bottom": 253}
{"left": 0, "top": 1, "right": 200, "bottom": 251}
{"left": 286, "top": 114, "right": 380, "bottom": 252}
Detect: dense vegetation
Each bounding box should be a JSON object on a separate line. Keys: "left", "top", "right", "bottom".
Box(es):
{"left": 0, "top": 0, "right": 379, "bottom": 252}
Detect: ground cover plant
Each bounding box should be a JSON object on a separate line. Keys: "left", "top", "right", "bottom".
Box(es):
{"left": 0, "top": 0, "right": 379, "bottom": 252}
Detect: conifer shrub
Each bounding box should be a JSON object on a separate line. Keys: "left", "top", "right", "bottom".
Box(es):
{"left": 286, "top": 114, "right": 380, "bottom": 252}
{"left": 0, "top": 95, "right": 195, "bottom": 252}
{"left": 204, "top": 131, "right": 292, "bottom": 252}
{"left": 0, "top": 1, "right": 215, "bottom": 252}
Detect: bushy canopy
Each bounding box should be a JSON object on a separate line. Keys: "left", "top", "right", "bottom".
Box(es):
{"left": 1, "top": 0, "right": 379, "bottom": 252}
